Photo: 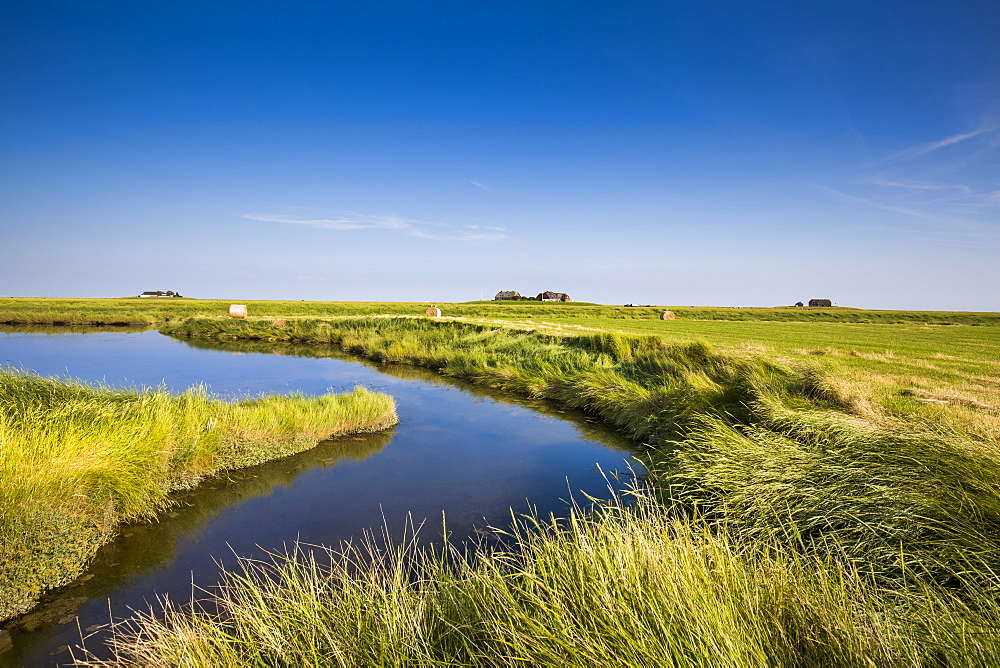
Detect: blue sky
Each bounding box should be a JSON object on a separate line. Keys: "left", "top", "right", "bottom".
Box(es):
{"left": 2, "top": 1, "right": 998, "bottom": 309}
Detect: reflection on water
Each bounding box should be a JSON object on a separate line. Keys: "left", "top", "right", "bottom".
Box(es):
{"left": 0, "top": 324, "right": 152, "bottom": 335}
{"left": 6, "top": 432, "right": 394, "bottom": 665}
{"left": 178, "top": 335, "right": 626, "bottom": 445}
{"left": 0, "top": 327, "right": 640, "bottom": 666}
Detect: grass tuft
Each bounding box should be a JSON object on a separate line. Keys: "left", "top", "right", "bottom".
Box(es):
{"left": 0, "top": 369, "right": 396, "bottom": 621}
{"left": 83, "top": 492, "right": 1000, "bottom": 666}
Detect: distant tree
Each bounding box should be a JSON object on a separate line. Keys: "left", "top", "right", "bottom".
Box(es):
{"left": 165, "top": 290, "right": 175, "bottom": 297}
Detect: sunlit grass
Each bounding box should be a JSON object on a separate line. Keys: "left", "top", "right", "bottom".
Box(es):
{"left": 0, "top": 370, "right": 397, "bottom": 621}
{"left": 7, "top": 301, "right": 1000, "bottom": 663}
{"left": 85, "top": 492, "right": 1000, "bottom": 666}
{"left": 102, "top": 315, "right": 1000, "bottom": 664}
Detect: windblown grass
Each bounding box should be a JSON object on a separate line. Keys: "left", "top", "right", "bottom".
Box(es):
{"left": 27, "top": 311, "right": 1000, "bottom": 663}
{"left": 85, "top": 492, "right": 1000, "bottom": 666}
{"left": 0, "top": 369, "right": 397, "bottom": 621}
{"left": 161, "top": 317, "right": 1000, "bottom": 585}
{"left": 162, "top": 318, "right": 827, "bottom": 442}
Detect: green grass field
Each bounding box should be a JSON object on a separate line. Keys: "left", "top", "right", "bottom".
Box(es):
{"left": 5, "top": 298, "right": 1000, "bottom": 664}
{"left": 5, "top": 298, "right": 998, "bottom": 424}
{"left": 3, "top": 296, "right": 998, "bottom": 326}
{"left": 119, "top": 312, "right": 1000, "bottom": 665}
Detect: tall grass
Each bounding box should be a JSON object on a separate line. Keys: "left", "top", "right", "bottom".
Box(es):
{"left": 58, "top": 315, "right": 1000, "bottom": 662}
{"left": 162, "top": 318, "right": 1000, "bottom": 574}
{"left": 162, "top": 318, "right": 856, "bottom": 442}
{"left": 0, "top": 370, "right": 397, "bottom": 621}
{"left": 655, "top": 411, "right": 1000, "bottom": 588}
{"left": 85, "top": 492, "right": 1000, "bottom": 666}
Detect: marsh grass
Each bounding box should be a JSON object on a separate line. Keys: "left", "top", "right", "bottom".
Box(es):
{"left": 23, "top": 312, "right": 1000, "bottom": 663}
{"left": 162, "top": 317, "right": 859, "bottom": 441}
{"left": 161, "top": 318, "right": 1000, "bottom": 584}
{"left": 0, "top": 369, "right": 397, "bottom": 621}
{"left": 83, "top": 492, "right": 1000, "bottom": 667}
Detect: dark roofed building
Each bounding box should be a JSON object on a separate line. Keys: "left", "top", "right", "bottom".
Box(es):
{"left": 536, "top": 291, "right": 572, "bottom": 302}
{"left": 494, "top": 290, "right": 522, "bottom": 300}
{"left": 808, "top": 298, "right": 832, "bottom": 307}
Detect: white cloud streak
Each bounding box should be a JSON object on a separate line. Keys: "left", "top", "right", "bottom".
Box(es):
{"left": 814, "top": 123, "right": 1000, "bottom": 241}
{"left": 812, "top": 184, "right": 1000, "bottom": 241}
{"left": 868, "top": 177, "right": 972, "bottom": 194}
{"left": 812, "top": 184, "right": 952, "bottom": 222}
{"left": 243, "top": 212, "right": 507, "bottom": 242}
{"left": 243, "top": 213, "right": 408, "bottom": 231}
{"left": 897, "top": 127, "right": 994, "bottom": 158}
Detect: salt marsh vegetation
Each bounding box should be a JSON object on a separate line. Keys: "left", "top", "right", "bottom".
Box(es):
{"left": 0, "top": 370, "right": 396, "bottom": 621}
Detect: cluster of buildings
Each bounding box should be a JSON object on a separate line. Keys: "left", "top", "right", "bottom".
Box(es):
{"left": 494, "top": 290, "right": 572, "bottom": 302}
{"left": 139, "top": 290, "right": 183, "bottom": 298}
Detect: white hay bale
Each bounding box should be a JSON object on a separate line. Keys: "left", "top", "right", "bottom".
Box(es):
{"left": 659, "top": 310, "right": 675, "bottom": 320}
{"left": 229, "top": 304, "right": 247, "bottom": 319}
{"left": 426, "top": 306, "right": 442, "bottom": 317}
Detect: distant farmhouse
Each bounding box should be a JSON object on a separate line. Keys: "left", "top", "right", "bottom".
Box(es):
{"left": 139, "top": 290, "right": 182, "bottom": 298}
{"left": 494, "top": 290, "right": 573, "bottom": 302}
{"left": 808, "top": 298, "right": 833, "bottom": 307}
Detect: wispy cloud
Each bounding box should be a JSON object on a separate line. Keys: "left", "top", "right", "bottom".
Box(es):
{"left": 812, "top": 184, "right": 1000, "bottom": 242}
{"left": 814, "top": 123, "right": 1000, "bottom": 241}
{"left": 244, "top": 212, "right": 507, "bottom": 242}
{"left": 895, "top": 127, "right": 994, "bottom": 159}
{"left": 469, "top": 180, "right": 491, "bottom": 190}
{"left": 868, "top": 177, "right": 972, "bottom": 194}
{"left": 812, "top": 184, "right": 957, "bottom": 223}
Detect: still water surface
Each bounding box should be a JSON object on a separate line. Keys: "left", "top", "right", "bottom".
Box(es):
{"left": 0, "top": 328, "right": 639, "bottom": 666}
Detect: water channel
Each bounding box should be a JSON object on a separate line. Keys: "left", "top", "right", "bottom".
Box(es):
{"left": 0, "top": 327, "right": 640, "bottom": 666}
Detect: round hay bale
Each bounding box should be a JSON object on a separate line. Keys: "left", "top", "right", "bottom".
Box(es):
{"left": 659, "top": 310, "right": 675, "bottom": 320}
{"left": 426, "top": 306, "right": 442, "bottom": 317}
{"left": 229, "top": 304, "right": 247, "bottom": 319}
{"left": 271, "top": 319, "right": 287, "bottom": 328}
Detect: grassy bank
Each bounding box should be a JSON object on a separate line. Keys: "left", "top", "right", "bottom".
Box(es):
{"left": 160, "top": 317, "right": 1000, "bottom": 576}
{"left": 94, "top": 315, "right": 1000, "bottom": 664}
{"left": 0, "top": 370, "right": 397, "bottom": 622}
{"left": 94, "top": 493, "right": 1000, "bottom": 666}
{"left": 161, "top": 315, "right": 1000, "bottom": 434}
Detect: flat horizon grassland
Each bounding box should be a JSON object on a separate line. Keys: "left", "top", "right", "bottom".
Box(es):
{"left": 4, "top": 299, "right": 1000, "bottom": 417}
{"left": 7, "top": 299, "right": 1000, "bottom": 663}
{"left": 92, "top": 311, "right": 1000, "bottom": 665}
{"left": 0, "top": 370, "right": 398, "bottom": 622}
{"left": 572, "top": 317, "right": 1000, "bottom": 436}
{"left": 2, "top": 296, "right": 999, "bottom": 326}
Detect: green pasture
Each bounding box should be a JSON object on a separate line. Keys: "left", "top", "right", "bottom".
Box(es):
{"left": 2, "top": 297, "right": 998, "bottom": 327}
{"left": 6, "top": 297, "right": 1000, "bottom": 664}
{"left": 97, "top": 313, "right": 1000, "bottom": 665}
